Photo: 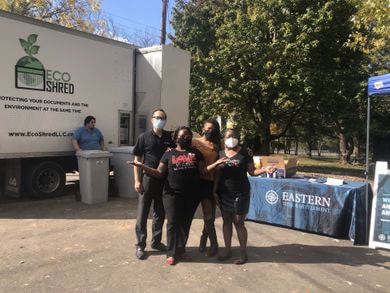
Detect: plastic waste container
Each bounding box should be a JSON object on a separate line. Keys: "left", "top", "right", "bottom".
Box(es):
{"left": 108, "top": 146, "right": 137, "bottom": 198}
{"left": 76, "top": 150, "right": 112, "bottom": 204}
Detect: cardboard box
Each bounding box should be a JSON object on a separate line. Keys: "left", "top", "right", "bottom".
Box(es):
{"left": 259, "top": 156, "right": 298, "bottom": 178}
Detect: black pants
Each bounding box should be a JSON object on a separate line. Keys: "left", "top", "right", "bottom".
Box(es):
{"left": 135, "top": 175, "right": 165, "bottom": 249}
{"left": 163, "top": 193, "right": 200, "bottom": 258}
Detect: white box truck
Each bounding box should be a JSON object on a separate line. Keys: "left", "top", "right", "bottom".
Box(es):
{"left": 0, "top": 10, "right": 190, "bottom": 198}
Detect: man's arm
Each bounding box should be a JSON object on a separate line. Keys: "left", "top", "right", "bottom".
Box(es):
{"left": 133, "top": 155, "right": 143, "bottom": 193}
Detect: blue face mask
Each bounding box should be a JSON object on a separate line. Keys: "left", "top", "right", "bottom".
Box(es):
{"left": 152, "top": 118, "right": 166, "bottom": 130}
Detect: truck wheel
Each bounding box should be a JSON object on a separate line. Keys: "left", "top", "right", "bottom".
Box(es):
{"left": 26, "top": 162, "right": 66, "bottom": 198}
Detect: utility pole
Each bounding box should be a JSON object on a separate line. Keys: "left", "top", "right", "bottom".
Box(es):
{"left": 160, "top": 0, "right": 168, "bottom": 45}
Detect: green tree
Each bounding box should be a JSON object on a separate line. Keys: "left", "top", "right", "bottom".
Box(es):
{"left": 170, "top": 0, "right": 223, "bottom": 133}
{"left": 301, "top": 0, "right": 366, "bottom": 164}
{"left": 172, "top": 0, "right": 363, "bottom": 157}
{"left": 350, "top": 0, "right": 390, "bottom": 74}
{"left": 0, "top": 0, "right": 112, "bottom": 36}
{"left": 349, "top": 0, "right": 390, "bottom": 162}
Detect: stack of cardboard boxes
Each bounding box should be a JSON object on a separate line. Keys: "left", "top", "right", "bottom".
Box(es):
{"left": 253, "top": 156, "right": 298, "bottom": 178}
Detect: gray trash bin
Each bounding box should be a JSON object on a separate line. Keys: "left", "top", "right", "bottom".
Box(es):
{"left": 108, "top": 146, "right": 137, "bottom": 198}
{"left": 76, "top": 150, "right": 112, "bottom": 204}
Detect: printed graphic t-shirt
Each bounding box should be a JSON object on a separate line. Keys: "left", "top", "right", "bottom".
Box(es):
{"left": 217, "top": 148, "right": 253, "bottom": 195}
{"left": 160, "top": 147, "right": 204, "bottom": 195}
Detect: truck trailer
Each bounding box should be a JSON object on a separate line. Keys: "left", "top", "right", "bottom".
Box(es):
{"left": 0, "top": 10, "right": 190, "bottom": 198}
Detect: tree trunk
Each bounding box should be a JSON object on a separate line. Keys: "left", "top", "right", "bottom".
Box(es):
{"left": 338, "top": 132, "right": 349, "bottom": 164}
{"left": 258, "top": 116, "right": 271, "bottom": 155}
{"left": 259, "top": 137, "right": 270, "bottom": 155}
{"left": 317, "top": 141, "right": 322, "bottom": 156}
{"left": 259, "top": 128, "right": 271, "bottom": 155}
{"left": 306, "top": 142, "right": 312, "bottom": 157}
{"left": 285, "top": 140, "right": 291, "bottom": 154}
{"left": 352, "top": 136, "right": 360, "bottom": 161}
{"left": 295, "top": 140, "right": 298, "bottom": 155}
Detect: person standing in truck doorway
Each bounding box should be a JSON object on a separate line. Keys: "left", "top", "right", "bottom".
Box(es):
{"left": 132, "top": 109, "right": 175, "bottom": 260}
{"left": 72, "top": 115, "right": 104, "bottom": 151}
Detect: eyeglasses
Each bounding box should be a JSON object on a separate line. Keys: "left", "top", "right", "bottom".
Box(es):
{"left": 177, "top": 134, "right": 192, "bottom": 139}
{"left": 152, "top": 116, "right": 166, "bottom": 120}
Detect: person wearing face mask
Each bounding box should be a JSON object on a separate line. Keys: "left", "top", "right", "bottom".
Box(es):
{"left": 130, "top": 126, "right": 214, "bottom": 265}
{"left": 213, "top": 128, "right": 273, "bottom": 265}
{"left": 191, "top": 118, "right": 227, "bottom": 257}
{"left": 132, "top": 109, "right": 175, "bottom": 260}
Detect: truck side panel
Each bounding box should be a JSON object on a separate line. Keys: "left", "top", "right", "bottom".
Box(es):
{"left": 0, "top": 13, "right": 134, "bottom": 157}
{"left": 161, "top": 46, "right": 191, "bottom": 130}
{"left": 135, "top": 46, "right": 191, "bottom": 137}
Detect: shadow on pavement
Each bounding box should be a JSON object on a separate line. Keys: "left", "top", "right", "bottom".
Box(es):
{"left": 186, "top": 245, "right": 390, "bottom": 268}
{"left": 0, "top": 181, "right": 214, "bottom": 220}
{"left": 0, "top": 195, "right": 138, "bottom": 220}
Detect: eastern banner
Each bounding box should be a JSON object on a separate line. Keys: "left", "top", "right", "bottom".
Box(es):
{"left": 247, "top": 177, "right": 370, "bottom": 245}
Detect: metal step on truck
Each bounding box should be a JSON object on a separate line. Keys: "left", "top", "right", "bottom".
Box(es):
{"left": 0, "top": 10, "right": 190, "bottom": 198}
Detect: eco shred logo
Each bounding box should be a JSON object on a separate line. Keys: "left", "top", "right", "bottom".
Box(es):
{"left": 15, "top": 34, "right": 75, "bottom": 94}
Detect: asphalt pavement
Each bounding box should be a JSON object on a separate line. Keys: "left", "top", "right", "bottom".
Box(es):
{"left": 0, "top": 187, "right": 389, "bottom": 293}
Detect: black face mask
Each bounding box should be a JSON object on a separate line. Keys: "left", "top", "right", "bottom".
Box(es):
{"left": 204, "top": 128, "right": 217, "bottom": 140}
{"left": 176, "top": 137, "right": 192, "bottom": 148}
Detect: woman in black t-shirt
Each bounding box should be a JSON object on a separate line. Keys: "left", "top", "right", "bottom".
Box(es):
{"left": 213, "top": 128, "right": 270, "bottom": 265}
{"left": 130, "top": 126, "right": 225, "bottom": 265}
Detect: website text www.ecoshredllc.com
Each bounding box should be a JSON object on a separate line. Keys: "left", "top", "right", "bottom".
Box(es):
{"left": 8, "top": 131, "right": 73, "bottom": 137}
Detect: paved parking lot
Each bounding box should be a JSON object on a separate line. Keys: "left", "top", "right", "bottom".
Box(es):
{"left": 0, "top": 186, "right": 389, "bottom": 293}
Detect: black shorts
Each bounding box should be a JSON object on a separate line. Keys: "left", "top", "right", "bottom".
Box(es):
{"left": 199, "top": 179, "right": 214, "bottom": 200}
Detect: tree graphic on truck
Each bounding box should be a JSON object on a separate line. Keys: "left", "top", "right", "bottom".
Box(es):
{"left": 15, "top": 34, "right": 45, "bottom": 91}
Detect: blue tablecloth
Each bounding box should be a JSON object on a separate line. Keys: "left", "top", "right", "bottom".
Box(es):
{"left": 247, "top": 177, "right": 371, "bottom": 244}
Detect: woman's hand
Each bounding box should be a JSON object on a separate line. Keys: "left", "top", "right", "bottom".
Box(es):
{"left": 134, "top": 180, "right": 144, "bottom": 194}
{"left": 265, "top": 165, "right": 276, "bottom": 174}
{"left": 205, "top": 157, "right": 228, "bottom": 173}
{"left": 215, "top": 157, "right": 228, "bottom": 166}
{"left": 127, "top": 160, "right": 143, "bottom": 168}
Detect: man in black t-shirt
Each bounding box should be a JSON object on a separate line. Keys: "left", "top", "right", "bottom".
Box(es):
{"left": 133, "top": 109, "right": 174, "bottom": 260}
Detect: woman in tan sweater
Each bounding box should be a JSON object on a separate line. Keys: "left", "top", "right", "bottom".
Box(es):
{"left": 192, "top": 118, "right": 225, "bottom": 257}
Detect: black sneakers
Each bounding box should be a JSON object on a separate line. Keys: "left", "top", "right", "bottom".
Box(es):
{"left": 136, "top": 243, "right": 166, "bottom": 260}
{"left": 151, "top": 242, "right": 167, "bottom": 252}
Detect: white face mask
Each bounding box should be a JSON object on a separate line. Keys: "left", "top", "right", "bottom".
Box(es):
{"left": 225, "top": 137, "right": 238, "bottom": 148}
{"left": 152, "top": 118, "right": 166, "bottom": 130}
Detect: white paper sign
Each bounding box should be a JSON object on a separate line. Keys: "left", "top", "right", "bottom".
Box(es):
{"left": 369, "top": 161, "right": 390, "bottom": 250}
